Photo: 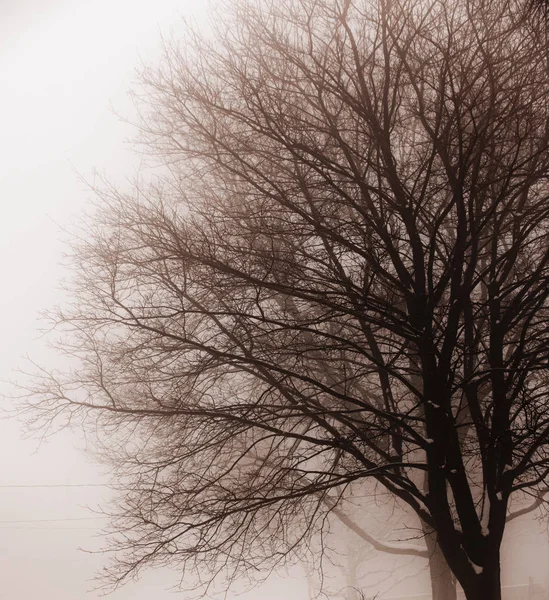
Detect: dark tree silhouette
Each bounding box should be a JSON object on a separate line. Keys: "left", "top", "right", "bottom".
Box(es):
{"left": 19, "top": 0, "right": 549, "bottom": 598}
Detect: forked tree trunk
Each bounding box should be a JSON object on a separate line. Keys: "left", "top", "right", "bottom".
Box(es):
{"left": 478, "top": 563, "right": 502, "bottom": 600}
{"left": 421, "top": 456, "right": 457, "bottom": 600}
{"left": 460, "top": 554, "right": 502, "bottom": 600}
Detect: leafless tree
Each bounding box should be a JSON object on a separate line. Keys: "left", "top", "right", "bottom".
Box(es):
{"left": 317, "top": 491, "right": 431, "bottom": 599}
{"left": 17, "top": 0, "right": 549, "bottom": 598}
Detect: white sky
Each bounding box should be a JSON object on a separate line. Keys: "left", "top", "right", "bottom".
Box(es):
{"left": 0, "top": 1, "right": 309, "bottom": 598}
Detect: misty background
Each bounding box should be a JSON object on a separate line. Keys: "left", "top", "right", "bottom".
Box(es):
{"left": 0, "top": 1, "right": 307, "bottom": 598}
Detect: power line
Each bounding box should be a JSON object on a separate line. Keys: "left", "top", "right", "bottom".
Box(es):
{"left": 0, "top": 517, "right": 106, "bottom": 524}
{"left": 0, "top": 526, "right": 99, "bottom": 531}
{"left": 0, "top": 483, "right": 108, "bottom": 488}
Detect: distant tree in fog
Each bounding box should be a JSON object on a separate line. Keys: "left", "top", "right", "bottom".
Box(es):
{"left": 18, "top": 0, "right": 549, "bottom": 599}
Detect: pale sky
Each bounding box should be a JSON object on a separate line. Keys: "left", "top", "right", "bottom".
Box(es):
{"left": 0, "top": 1, "right": 308, "bottom": 598}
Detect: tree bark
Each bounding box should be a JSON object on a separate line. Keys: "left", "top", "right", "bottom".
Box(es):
{"left": 445, "top": 537, "right": 502, "bottom": 600}
{"left": 477, "top": 556, "right": 502, "bottom": 600}
{"left": 460, "top": 563, "right": 501, "bottom": 600}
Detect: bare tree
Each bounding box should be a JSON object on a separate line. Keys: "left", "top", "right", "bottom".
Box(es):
{"left": 17, "top": 0, "right": 549, "bottom": 598}
{"left": 320, "top": 490, "right": 432, "bottom": 599}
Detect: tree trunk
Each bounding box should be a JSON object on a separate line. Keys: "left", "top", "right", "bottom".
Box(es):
{"left": 477, "top": 558, "right": 502, "bottom": 600}
{"left": 424, "top": 530, "right": 457, "bottom": 600}
{"left": 458, "top": 556, "right": 501, "bottom": 600}
{"left": 421, "top": 464, "right": 456, "bottom": 600}
{"left": 345, "top": 537, "right": 360, "bottom": 600}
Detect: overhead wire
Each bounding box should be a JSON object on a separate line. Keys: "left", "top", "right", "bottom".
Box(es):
{"left": 0, "top": 484, "right": 111, "bottom": 530}
{"left": 0, "top": 483, "right": 107, "bottom": 488}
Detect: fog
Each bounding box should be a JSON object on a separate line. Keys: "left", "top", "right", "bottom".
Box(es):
{"left": 0, "top": 1, "right": 307, "bottom": 598}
